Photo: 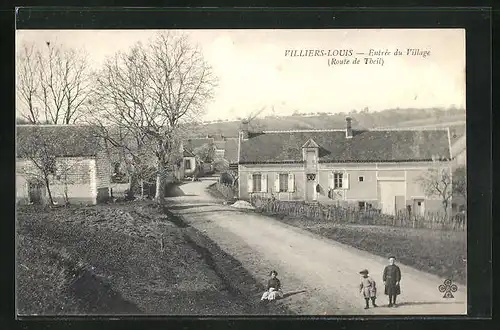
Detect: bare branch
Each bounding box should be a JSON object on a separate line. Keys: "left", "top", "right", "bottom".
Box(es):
{"left": 87, "top": 31, "right": 217, "bottom": 202}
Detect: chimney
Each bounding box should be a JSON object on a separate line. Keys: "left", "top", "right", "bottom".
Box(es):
{"left": 345, "top": 116, "right": 353, "bottom": 139}
{"left": 240, "top": 119, "right": 249, "bottom": 140}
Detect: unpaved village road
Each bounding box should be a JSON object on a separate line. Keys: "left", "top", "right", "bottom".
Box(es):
{"left": 165, "top": 179, "right": 466, "bottom": 315}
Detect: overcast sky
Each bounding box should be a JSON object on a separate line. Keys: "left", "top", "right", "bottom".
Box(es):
{"left": 16, "top": 29, "right": 465, "bottom": 121}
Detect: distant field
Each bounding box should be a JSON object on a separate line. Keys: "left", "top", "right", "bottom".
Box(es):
{"left": 188, "top": 108, "right": 466, "bottom": 138}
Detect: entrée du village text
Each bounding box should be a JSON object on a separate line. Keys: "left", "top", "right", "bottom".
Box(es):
{"left": 284, "top": 48, "right": 431, "bottom": 58}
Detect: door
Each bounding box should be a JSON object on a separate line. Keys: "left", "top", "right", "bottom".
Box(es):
{"left": 378, "top": 180, "right": 405, "bottom": 215}
{"left": 28, "top": 179, "right": 45, "bottom": 204}
{"left": 413, "top": 199, "right": 425, "bottom": 216}
{"left": 395, "top": 195, "right": 406, "bottom": 214}
{"left": 305, "top": 173, "right": 316, "bottom": 202}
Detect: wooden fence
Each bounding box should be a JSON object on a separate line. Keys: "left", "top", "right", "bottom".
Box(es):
{"left": 249, "top": 196, "right": 466, "bottom": 231}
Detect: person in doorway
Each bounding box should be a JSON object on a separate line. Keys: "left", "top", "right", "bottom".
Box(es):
{"left": 359, "top": 269, "right": 377, "bottom": 309}
{"left": 261, "top": 270, "right": 283, "bottom": 302}
{"left": 383, "top": 256, "right": 402, "bottom": 307}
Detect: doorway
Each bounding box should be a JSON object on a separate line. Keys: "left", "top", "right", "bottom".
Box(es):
{"left": 305, "top": 173, "right": 316, "bottom": 202}
{"left": 413, "top": 199, "right": 425, "bottom": 216}
{"left": 28, "top": 179, "right": 46, "bottom": 204}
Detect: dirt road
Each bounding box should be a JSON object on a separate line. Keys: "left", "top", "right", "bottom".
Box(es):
{"left": 166, "top": 179, "right": 467, "bottom": 315}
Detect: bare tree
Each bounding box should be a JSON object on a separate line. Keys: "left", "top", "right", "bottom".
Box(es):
{"left": 453, "top": 166, "right": 467, "bottom": 207}
{"left": 243, "top": 106, "right": 266, "bottom": 132}
{"left": 192, "top": 142, "right": 215, "bottom": 163}
{"left": 16, "top": 41, "right": 93, "bottom": 124}
{"left": 16, "top": 43, "right": 40, "bottom": 123}
{"left": 416, "top": 166, "right": 453, "bottom": 218}
{"left": 88, "top": 32, "right": 217, "bottom": 204}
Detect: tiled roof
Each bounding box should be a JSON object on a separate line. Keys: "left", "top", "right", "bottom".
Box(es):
{"left": 224, "top": 138, "right": 239, "bottom": 164}
{"left": 16, "top": 125, "right": 101, "bottom": 158}
{"left": 239, "top": 129, "right": 451, "bottom": 163}
{"left": 183, "top": 148, "right": 195, "bottom": 157}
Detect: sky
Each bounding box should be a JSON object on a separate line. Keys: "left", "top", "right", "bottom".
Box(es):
{"left": 16, "top": 29, "right": 465, "bottom": 121}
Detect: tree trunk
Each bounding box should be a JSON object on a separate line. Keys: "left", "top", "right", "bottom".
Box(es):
{"left": 155, "top": 157, "right": 166, "bottom": 205}
{"left": 44, "top": 175, "right": 54, "bottom": 205}
{"left": 127, "top": 173, "right": 138, "bottom": 200}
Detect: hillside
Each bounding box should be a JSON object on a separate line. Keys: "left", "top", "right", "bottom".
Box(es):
{"left": 16, "top": 107, "right": 466, "bottom": 143}
{"left": 188, "top": 108, "right": 466, "bottom": 140}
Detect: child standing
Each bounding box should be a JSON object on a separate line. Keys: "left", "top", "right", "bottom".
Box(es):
{"left": 359, "top": 269, "right": 377, "bottom": 309}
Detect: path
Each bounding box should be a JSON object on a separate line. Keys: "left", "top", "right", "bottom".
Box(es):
{"left": 165, "top": 178, "right": 467, "bottom": 315}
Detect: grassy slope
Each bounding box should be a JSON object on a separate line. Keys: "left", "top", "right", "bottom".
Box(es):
{"left": 188, "top": 108, "right": 466, "bottom": 138}
{"left": 16, "top": 203, "right": 292, "bottom": 315}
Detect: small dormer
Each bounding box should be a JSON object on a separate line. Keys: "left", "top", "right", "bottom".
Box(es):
{"left": 302, "top": 138, "right": 319, "bottom": 168}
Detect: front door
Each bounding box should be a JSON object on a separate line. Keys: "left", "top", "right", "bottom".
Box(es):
{"left": 413, "top": 199, "right": 425, "bottom": 216}
{"left": 306, "top": 173, "right": 316, "bottom": 202}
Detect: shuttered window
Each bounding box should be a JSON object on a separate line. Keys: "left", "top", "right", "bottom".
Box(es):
{"left": 253, "top": 174, "right": 262, "bottom": 192}
{"left": 279, "top": 173, "right": 289, "bottom": 192}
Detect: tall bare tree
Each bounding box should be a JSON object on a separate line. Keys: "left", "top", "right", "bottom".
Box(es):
{"left": 16, "top": 43, "right": 40, "bottom": 124}
{"left": 88, "top": 32, "right": 217, "bottom": 204}
{"left": 16, "top": 41, "right": 92, "bottom": 124}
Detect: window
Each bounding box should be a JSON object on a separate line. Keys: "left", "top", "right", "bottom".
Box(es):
{"left": 253, "top": 174, "right": 262, "bottom": 192}
{"left": 358, "top": 176, "right": 364, "bottom": 182}
{"left": 184, "top": 159, "right": 191, "bottom": 170}
{"left": 334, "top": 172, "right": 343, "bottom": 189}
{"left": 279, "top": 173, "right": 289, "bottom": 192}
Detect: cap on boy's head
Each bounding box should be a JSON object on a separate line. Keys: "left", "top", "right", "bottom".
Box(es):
{"left": 270, "top": 270, "right": 278, "bottom": 276}
{"left": 388, "top": 256, "right": 396, "bottom": 259}
{"left": 359, "top": 269, "right": 369, "bottom": 275}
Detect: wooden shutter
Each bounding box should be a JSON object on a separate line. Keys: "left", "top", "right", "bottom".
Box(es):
{"left": 288, "top": 173, "right": 295, "bottom": 192}
{"left": 247, "top": 173, "right": 253, "bottom": 193}
{"left": 329, "top": 172, "right": 334, "bottom": 189}
{"left": 274, "top": 173, "right": 280, "bottom": 192}
{"left": 261, "top": 173, "right": 268, "bottom": 192}
{"left": 344, "top": 172, "right": 349, "bottom": 189}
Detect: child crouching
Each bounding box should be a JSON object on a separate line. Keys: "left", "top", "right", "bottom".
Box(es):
{"left": 359, "top": 269, "right": 377, "bottom": 309}
{"left": 261, "top": 270, "right": 283, "bottom": 301}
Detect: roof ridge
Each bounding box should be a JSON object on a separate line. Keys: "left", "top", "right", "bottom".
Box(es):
{"left": 369, "top": 127, "right": 450, "bottom": 132}
{"left": 262, "top": 129, "right": 346, "bottom": 133}
{"left": 261, "top": 127, "right": 450, "bottom": 133}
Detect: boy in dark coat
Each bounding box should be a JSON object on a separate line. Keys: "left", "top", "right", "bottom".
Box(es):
{"left": 383, "top": 256, "right": 402, "bottom": 307}
{"left": 359, "top": 269, "right": 377, "bottom": 309}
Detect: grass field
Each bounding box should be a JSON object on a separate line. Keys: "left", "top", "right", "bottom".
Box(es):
{"left": 16, "top": 202, "right": 292, "bottom": 315}
{"left": 186, "top": 108, "right": 466, "bottom": 138}
{"left": 260, "top": 215, "right": 466, "bottom": 285}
